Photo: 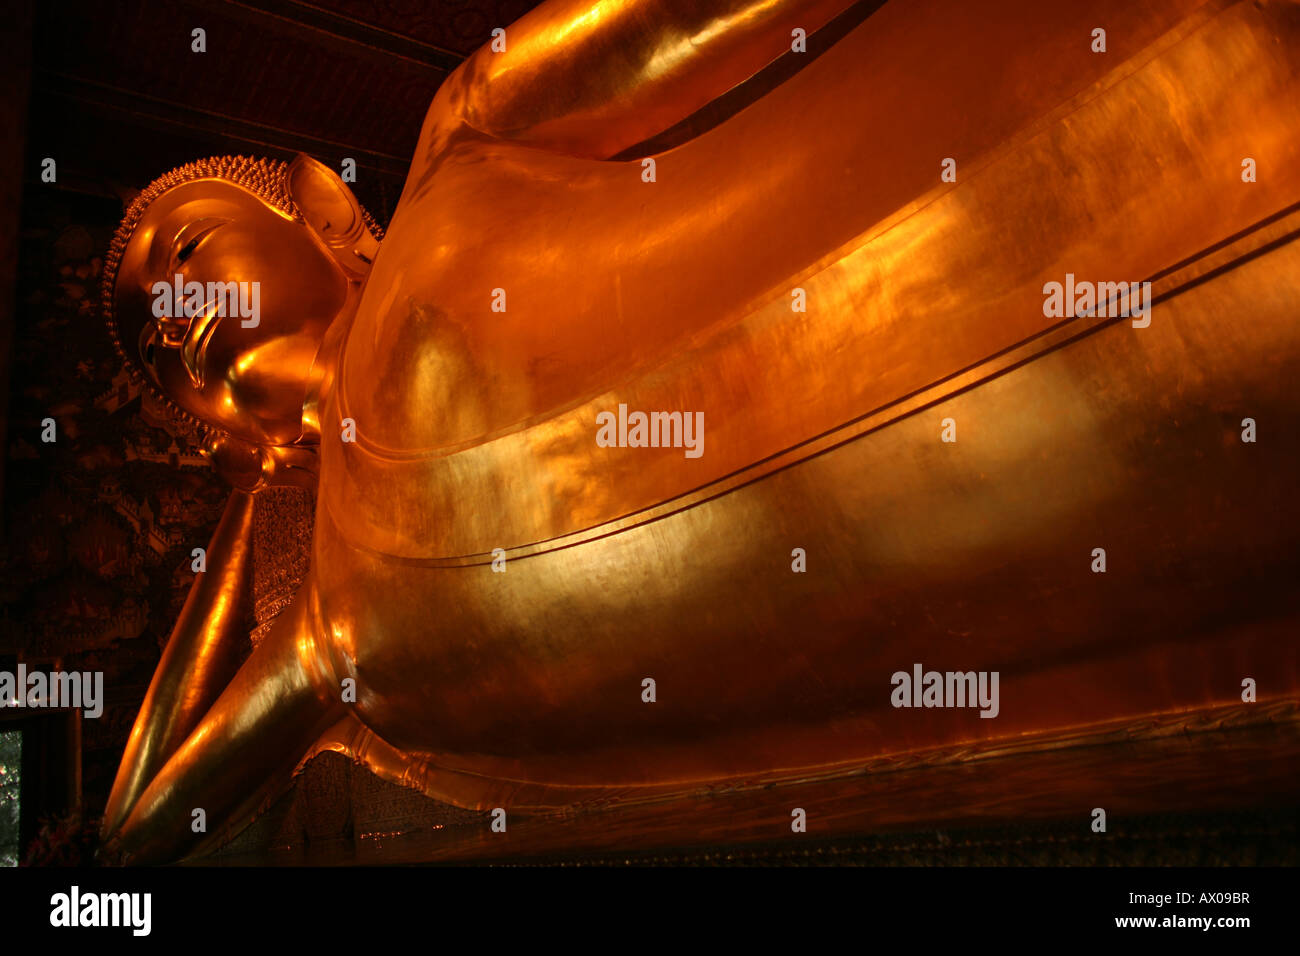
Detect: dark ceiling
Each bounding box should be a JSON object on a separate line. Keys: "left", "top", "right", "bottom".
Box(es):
{"left": 29, "top": 0, "right": 548, "bottom": 222}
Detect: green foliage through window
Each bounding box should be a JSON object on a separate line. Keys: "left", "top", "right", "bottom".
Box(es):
{"left": 0, "top": 729, "right": 20, "bottom": 867}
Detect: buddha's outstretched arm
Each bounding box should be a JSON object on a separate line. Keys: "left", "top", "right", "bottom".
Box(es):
{"left": 102, "top": 490, "right": 256, "bottom": 839}
{"left": 426, "top": 0, "right": 860, "bottom": 159}
{"left": 106, "top": 583, "right": 342, "bottom": 865}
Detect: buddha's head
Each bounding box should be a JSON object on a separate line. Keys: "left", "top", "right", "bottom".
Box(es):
{"left": 102, "top": 154, "right": 382, "bottom": 487}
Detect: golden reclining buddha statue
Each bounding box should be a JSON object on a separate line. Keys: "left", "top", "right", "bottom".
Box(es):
{"left": 100, "top": 0, "right": 1300, "bottom": 863}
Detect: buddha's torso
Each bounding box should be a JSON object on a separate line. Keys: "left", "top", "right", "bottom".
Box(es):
{"left": 297, "top": 0, "right": 1300, "bottom": 806}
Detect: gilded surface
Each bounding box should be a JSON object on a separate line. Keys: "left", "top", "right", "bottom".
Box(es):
{"left": 100, "top": 0, "right": 1300, "bottom": 863}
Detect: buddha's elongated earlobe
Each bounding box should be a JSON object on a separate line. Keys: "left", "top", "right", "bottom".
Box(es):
{"left": 203, "top": 431, "right": 319, "bottom": 492}
{"left": 287, "top": 153, "right": 380, "bottom": 278}
{"left": 202, "top": 432, "right": 265, "bottom": 491}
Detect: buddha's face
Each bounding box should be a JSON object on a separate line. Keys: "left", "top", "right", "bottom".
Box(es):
{"left": 113, "top": 178, "right": 349, "bottom": 446}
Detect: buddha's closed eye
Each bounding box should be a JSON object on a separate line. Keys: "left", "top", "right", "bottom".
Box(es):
{"left": 170, "top": 218, "right": 228, "bottom": 267}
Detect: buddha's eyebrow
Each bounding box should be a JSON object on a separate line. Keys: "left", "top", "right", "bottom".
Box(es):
{"left": 143, "top": 219, "right": 175, "bottom": 278}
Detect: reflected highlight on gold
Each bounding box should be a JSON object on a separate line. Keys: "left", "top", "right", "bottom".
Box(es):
{"left": 100, "top": 0, "right": 1300, "bottom": 863}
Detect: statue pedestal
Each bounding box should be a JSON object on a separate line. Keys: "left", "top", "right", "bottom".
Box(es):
{"left": 203, "top": 698, "right": 1300, "bottom": 866}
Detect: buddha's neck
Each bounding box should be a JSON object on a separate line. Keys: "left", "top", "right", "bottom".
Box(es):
{"left": 300, "top": 279, "right": 364, "bottom": 445}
